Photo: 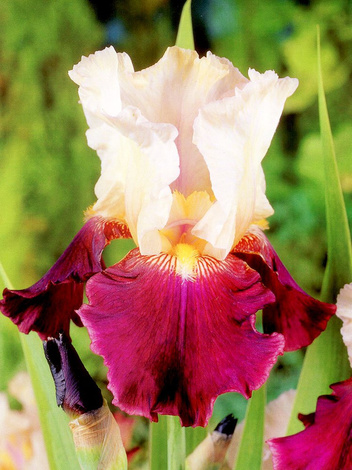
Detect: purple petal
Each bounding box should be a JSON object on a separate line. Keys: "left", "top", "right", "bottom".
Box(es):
{"left": 235, "top": 229, "right": 335, "bottom": 351}
{"left": 0, "top": 217, "right": 129, "bottom": 339}
{"left": 44, "top": 333, "right": 103, "bottom": 417}
{"left": 268, "top": 378, "right": 352, "bottom": 470}
{"left": 79, "top": 249, "right": 284, "bottom": 427}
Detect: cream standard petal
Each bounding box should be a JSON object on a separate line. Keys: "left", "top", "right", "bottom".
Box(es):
{"left": 193, "top": 70, "right": 298, "bottom": 258}
{"left": 70, "top": 47, "right": 134, "bottom": 221}
{"left": 100, "top": 107, "right": 180, "bottom": 254}
{"left": 336, "top": 283, "right": 352, "bottom": 367}
{"left": 69, "top": 47, "right": 133, "bottom": 128}
{"left": 70, "top": 48, "right": 179, "bottom": 253}
{"left": 116, "top": 46, "right": 248, "bottom": 197}
{"left": 88, "top": 124, "right": 131, "bottom": 221}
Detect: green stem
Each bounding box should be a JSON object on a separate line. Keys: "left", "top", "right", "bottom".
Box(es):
{"left": 233, "top": 385, "right": 266, "bottom": 470}
{"left": 149, "top": 416, "right": 168, "bottom": 470}
{"left": 167, "top": 415, "right": 186, "bottom": 470}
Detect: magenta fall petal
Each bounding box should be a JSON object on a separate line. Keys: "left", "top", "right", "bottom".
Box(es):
{"left": 0, "top": 217, "right": 129, "bottom": 339}
{"left": 234, "top": 229, "right": 336, "bottom": 351}
{"left": 78, "top": 248, "right": 285, "bottom": 427}
{"left": 268, "top": 378, "right": 352, "bottom": 470}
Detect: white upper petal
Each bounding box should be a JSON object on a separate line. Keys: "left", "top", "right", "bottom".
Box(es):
{"left": 336, "top": 283, "right": 352, "bottom": 367}
{"left": 116, "top": 46, "right": 248, "bottom": 197}
{"left": 69, "top": 46, "right": 133, "bottom": 127}
{"left": 69, "top": 47, "right": 179, "bottom": 253}
{"left": 193, "top": 69, "right": 298, "bottom": 258}
{"left": 70, "top": 46, "right": 298, "bottom": 259}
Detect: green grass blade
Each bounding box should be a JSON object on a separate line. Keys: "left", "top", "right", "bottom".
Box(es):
{"left": 287, "top": 27, "right": 352, "bottom": 435}
{"left": 287, "top": 315, "right": 350, "bottom": 434}
{"left": 185, "top": 425, "right": 207, "bottom": 455}
{"left": 167, "top": 415, "right": 186, "bottom": 470}
{"left": 318, "top": 36, "right": 352, "bottom": 303}
{"left": 149, "top": 416, "right": 168, "bottom": 470}
{"left": 175, "top": 0, "right": 194, "bottom": 50}
{"left": 0, "top": 263, "right": 79, "bottom": 469}
{"left": 233, "top": 385, "right": 266, "bottom": 470}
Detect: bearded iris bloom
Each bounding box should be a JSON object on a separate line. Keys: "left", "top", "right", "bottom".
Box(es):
{"left": 0, "top": 46, "right": 335, "bottom": 427}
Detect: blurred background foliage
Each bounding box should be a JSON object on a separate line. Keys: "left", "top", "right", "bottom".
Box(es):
{"left": 0, "top": 0, "right": 351, "bottom": 465}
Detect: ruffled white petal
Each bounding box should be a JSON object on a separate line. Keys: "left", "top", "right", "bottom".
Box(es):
{"left": 193, "top": 70, "right": 298, "bottom": 258}
{"left": 68, "top": 47, "right": 133, "bottom": 128}
{"left": 336, "top": 283, "right": 352, "bottom": 367}
{"left": 93, "top": 108, "right": 179, "bottom": 254}
{"left": 116, "top": 46, "right": 248, "bottom": 197}
{"left": 70, "top": 46, "right": 298, "bottom": 259}
{"left": 69, "top": 48, "right": 179, "bottom": 253}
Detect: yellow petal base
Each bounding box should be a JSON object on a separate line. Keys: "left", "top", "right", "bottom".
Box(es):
{"left": 173, "top": 243, "right": 200, "bottom": 280}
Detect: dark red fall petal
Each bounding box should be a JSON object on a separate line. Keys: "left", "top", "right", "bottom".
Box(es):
{"left": 234, "top": 228, "right": 335, "bottom": 351}
{"left": 268, "top": 378, "right": 352, "bottom": 470}
{"left": 79, "top": 248, "right": 284, "bottom": 427}
{"left": 0, "top": 217, "right": 129, "bottom": 339}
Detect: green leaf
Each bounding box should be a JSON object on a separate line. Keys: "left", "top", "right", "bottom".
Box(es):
{"left": 185, "top": 425, "right": 207, "bottom": 456}
{"left": 167, "top": 415, "right": 186, "bottom": 470}
{"left": 0, "top": 263, "right": 79, "bottom": 470}
{"left": 233, "top": 385, "right": 266, "bottom": 470}
{"left": 287, "top": 27, "right": 352, "bottom": 435}
{"left": 318, "top": 43, "right": 352, "bottom": 302}
{"left": 149, "top": 416, "right": 168, "bottom": 470}
{"left": 175, "top": 0, "right": 194, "bottom": 50}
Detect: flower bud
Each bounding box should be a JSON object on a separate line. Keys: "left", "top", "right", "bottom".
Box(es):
{"left": 44, "top": 333, "right": 127, "bottom": 469}
{"left": 43, "top": 332, "right": 103, "bottom": 417}
{"left": 186, "top": 414, "right": 237, "bottom": 469}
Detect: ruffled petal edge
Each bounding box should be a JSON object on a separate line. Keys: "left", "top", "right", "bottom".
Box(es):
{"left": 0, "top": 217, "right": 129, "bottom": 339}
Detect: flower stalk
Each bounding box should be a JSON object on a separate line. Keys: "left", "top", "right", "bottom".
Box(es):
{"left": 233, "top": 385, "right": 266, "bottom": 470}
{"left": 167, "top": 415, "right": 186, "bottom": 470}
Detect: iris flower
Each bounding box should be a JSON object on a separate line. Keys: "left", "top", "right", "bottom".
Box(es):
{"left": 268, "top": 284, "right": 352, "bottom": 469}
{"left": 0, "top": 46, "right": 335, "bottom": 427}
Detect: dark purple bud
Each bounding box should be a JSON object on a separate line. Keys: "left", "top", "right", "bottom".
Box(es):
{"left": 214, "top": 414, "right": 238, "bottom": 438}
{"left": 43, "top": 332, "right": 103, "bottom": 417}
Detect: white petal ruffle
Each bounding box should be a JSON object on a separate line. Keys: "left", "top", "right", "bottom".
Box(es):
{"left": 336, "top": 283, "right": 352, "bottom": 367}
{"left": 70, "top": 46, "right": 298, "bottom": 259}
{"left": 193, "top": 70, "right": 298, "bottom": 258}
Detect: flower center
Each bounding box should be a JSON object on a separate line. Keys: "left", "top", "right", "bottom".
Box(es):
{"left": 160, "top": 190, "right": 214, "bottom": 256}
{"left": 172, "top": 243, "right": 200, "bottom": 280}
